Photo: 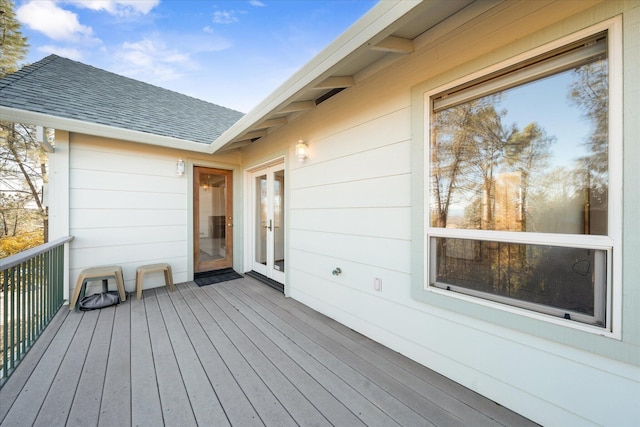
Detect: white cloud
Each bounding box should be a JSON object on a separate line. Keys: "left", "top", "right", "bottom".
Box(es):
{"left": 115, "top": 36, "right": 194, "bottom": 81}
{"left": 16, "top": 1, "right": 96, "bottom": 42}
{"left": 213, "top": 10, "right": 238, "bottom": 24}
{"left": 112, "top": 31, "right": 232, "bottom": 85}
{"left": 203, "top": 26, "right": 213, "bottom": 34}
{"left": 37, "top": 45, "right": 84, "bottom": 61}
{"left": 249, "top": 0, "right": 266, "bottom": 7}
{"left": 66, "top": 0, "right": 160, "bottom": 16}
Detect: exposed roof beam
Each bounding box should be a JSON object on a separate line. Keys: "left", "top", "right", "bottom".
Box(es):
{"left": 278, "top": 101, "right": 316, "bottom": 113}
{"left": 253, "top": 117, "right": 288, "bottom": 130}
{"left": 370, "top": 35, "right": 414, "bottom": 53}
{"left": 314, "top": 76, "right": 355, "bottom": 90}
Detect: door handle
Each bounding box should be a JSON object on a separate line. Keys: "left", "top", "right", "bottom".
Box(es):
{"left": 268, "top": 219, "right": 273, "bottom": 231}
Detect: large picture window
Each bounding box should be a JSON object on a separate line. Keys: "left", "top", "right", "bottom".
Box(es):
{"left": 426, "top": 30, "right": 618, "bottom": 328}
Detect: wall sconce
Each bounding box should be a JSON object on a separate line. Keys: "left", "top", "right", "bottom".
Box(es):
{"left": 176, "top": 158, "right": 185, "bottom": 176}
{"left": 295, "top": 139, "right": 309, "bottom": 162}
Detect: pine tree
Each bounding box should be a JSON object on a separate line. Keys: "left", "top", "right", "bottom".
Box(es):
{"left": 0, "top": 0, "right": 44, "bottom": 251}
{"left": 0, "top": 0, "right": 29, "bottom": 78}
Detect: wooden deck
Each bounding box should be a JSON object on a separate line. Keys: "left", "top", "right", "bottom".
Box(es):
{"left": 0, "top": 276, "right": 536, "bottom": 427}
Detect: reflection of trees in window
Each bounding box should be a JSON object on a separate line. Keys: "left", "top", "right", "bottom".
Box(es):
{"left": 569, "top": 59, "right": 609, "bottom": 235}
{"left": 429, "top": 35, "right": 610, "bottom": 325}
{"left": 432, "top": 61, "right": 607, "bottom": 234}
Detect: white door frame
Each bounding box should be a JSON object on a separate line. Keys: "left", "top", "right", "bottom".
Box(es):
{"left": 244, "top": 158, "right": 286, "bottom": 285}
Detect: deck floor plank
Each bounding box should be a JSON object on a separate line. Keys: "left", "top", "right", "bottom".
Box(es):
{"left": 233, "top": 278, "right": 498, "bottom": 427}
{"left": 99, "top": 303, "right": 132, "bottom": 427}
{"left": 210, "top": 281, "right": 403, "bottom": 427}
{"left": 217, "top": 280, "right": 432, "bottom": 427}
{"left": 33, "top": 310, "right": 100, "bottom": 427}
{"left": 0, "top": 307, "right": 68, "bottom": 423}
{"left": 0, "top": 310, "right": 82, "bottom": 427}
{"left": 173, "top": 284, "right": 263, "bottom": 426}
{"left": 201, "top": 285, "right": 333, "bottom": 427}
{"left": 182, "top": 282, "right": 297, "bottom": 426}
{"left": 130, "top": 291, "right": 164, "bottom": 427}
{"left": 144, "top": 289, "right": 197, "bottom": 426}
{"left": 154, "top": 287, "right": 229, "bottom": 426}
{"left": 0, "top": 276, "right": 538, "bottom": 427}
{"left": 208, "top": 283, "right": 366, "bottom": 427}
{"left": 66, "top": 307, "right": 115, "bottom": 427}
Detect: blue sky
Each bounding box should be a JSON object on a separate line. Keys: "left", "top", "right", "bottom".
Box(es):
{"left": 16, "top": 0, "right": 377, "bottom": 113}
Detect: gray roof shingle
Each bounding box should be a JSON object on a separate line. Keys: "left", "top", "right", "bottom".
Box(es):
{"left": 0, "top": 55, "right": 244, "bottom": 145}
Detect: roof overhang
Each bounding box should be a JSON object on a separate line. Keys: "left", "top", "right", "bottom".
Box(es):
{"left": 0, "top": 106, "right": 213, "bottom": 153}
{"left": 209, "top": 0, "right": 491, "bottom": 153}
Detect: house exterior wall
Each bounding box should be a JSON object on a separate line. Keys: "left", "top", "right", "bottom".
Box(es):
{"left": 241, "top": 1, "right": 640, "bottom": 425}
{"left": 49, "top": 133, "right": 241, "bottom": 295}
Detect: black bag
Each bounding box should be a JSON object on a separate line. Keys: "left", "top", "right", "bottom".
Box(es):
{"left": 79, "top": 291, "right": 120, "bottom": 311}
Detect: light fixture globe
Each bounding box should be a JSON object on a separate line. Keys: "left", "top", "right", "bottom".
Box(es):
{"left": 295, "top": 139, "right": 308, "bottom": 162}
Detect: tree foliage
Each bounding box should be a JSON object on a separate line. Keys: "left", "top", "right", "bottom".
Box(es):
{"left": 0, "top": 0, "right": 47, "bottom": 254}
{"left": 0, "top": 0, "right": 29, "bottom": 78}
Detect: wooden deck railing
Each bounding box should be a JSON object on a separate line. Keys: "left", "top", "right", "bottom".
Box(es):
{"left": 0, "top": 236, "right": 73, "bottom": 386}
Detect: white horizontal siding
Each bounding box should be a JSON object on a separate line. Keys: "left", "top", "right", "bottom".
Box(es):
{"left": 70, "top": 189, "right": 186, "bottom": 210}
{"left": 289, "top": 207, "right": 411, "bottom": 240}
{"left": 290, "top": 174, "right": 411, "bottom": 209}
{"left": 68, "top": 138, "right": 190, "bottom": 293}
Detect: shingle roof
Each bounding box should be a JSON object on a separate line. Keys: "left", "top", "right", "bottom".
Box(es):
{"left": 0, "top": 55, "right": 244, "bottom": 145}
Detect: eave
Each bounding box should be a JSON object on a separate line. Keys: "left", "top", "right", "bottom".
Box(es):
{"left": 0, "top": 106, "right": 213, "bottom": 153}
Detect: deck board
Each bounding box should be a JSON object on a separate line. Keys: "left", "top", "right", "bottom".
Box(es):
{"left": 0, "top": 276, "right": 538, "bottom": 427}
{"left": 216, "top": 281, "right": 432, "bottom": 427}
{"left": 0, "top": 307, "right": 68, "bottom": 422}
{"left": 155, "top": 287, "right": 229, "bottom": 426}
{"left": 130, "top": 291, "right": 163, "bottom": 427}
{"left": 207, "top": 284, "right": 364, "bottom": 426}
{"left": 173, "top": 284, "right": 261, "bottom": 426}
{"left": 67, "top": 308, "right": 115, "bottom": 427}
{"left": 183, "top": 282, "right": 297, "bottom": 426}
{"left": 33, "top": 310, "right": 99, "bottom": 427}
{"left": 1, "top": 310, "right": 82, "bottom": 427}
{"left": 144, "top": 289, "right": 197, "bottom": 426}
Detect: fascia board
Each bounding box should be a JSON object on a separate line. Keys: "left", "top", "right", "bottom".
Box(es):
{"left": 0, "top": 106, "right": 212, "bottom": 153}
{"left": 209, "top": 0, "right": 424, "bottom": 153}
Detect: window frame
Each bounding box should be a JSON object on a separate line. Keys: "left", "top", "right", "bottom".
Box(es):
{"left": 422, "top": 19, "right": 623, "bottom": 337}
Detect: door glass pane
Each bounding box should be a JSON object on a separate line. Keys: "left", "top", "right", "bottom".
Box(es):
{"left": 199, "top": 172, "right": 227, "bottom": 262}
{"left": 273, "top": 170, "right": 285, "bottom": 272}
{"left": 255, "top": 174, "right": 267, "bottom": 266}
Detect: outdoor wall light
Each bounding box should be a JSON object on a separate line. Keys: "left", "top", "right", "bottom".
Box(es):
{"left": 176, "top": 158, "right": 185, "bottom": 176}
{"left": 296, "top": 139, "right": 309, "bottom": 162}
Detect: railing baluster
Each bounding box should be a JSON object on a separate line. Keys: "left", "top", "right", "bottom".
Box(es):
{"left": 0, "top": 236, "right": 73, "bottom": 386}
{"left": 2, "top": 267, "right": 9, "bottom": 380}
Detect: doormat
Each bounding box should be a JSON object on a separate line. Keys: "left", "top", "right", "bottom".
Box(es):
{"left": 195, "top": 268, "right": 243, "bottom": 287}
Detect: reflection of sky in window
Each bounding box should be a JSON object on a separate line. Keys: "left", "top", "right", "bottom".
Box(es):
{"left": 499, "top": 70, "right": 590, "bottom": 168}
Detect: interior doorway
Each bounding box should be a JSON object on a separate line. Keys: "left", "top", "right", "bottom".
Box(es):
{"left": 194, "top": 167, "right": 233, "bottom": 273}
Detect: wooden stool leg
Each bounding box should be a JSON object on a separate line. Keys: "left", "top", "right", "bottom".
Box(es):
{"left": 136, "top": 270, "right": 144, "bottom": 300}
{"left": 69, "top": 276, "right": 86, "bottom": 311}
{"left": 165, "top": 266, "right": 175, "bottom": 292}
{"left": 115, "top": 269, "right": 126, "bottom": 302}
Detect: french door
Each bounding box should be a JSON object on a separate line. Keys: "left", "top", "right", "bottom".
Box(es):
{"left": 251, "top": 163, "right": 285, "bottom": 284}
{"left": 194, "top": 167, "right": 233, "bottom": 273}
